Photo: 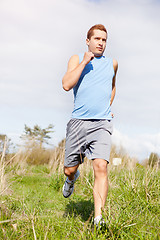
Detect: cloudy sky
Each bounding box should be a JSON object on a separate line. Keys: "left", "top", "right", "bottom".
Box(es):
{"left": 0, "top": 0, "right": 160, "bottom": 161}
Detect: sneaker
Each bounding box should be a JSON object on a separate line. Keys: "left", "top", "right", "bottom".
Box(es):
{"left": 94, "top": 215, "right": 106, "bottom": 229}
{"left": 63, "top": 169, "right": 80, "bottom": 198}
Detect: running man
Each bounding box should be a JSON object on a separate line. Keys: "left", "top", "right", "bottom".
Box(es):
{"left": 62, "top": 24, "right": 118, "bottom": 226}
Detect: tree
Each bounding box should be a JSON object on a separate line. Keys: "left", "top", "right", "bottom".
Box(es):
{"left": 21, "top": 124, "right": 54, "bottom": 148}
{"left": 0, "top": 135, "right": 6, "bottom": 152}
{"left": 0, "top": 134, "right": 11, "bottom": 154}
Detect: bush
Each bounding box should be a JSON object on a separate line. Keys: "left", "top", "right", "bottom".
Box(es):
{"left": 26, "top": 146, "right": 51, "bottom": 165}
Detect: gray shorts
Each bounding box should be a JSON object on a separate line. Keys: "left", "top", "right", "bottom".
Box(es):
{"left": 64, "top": 118, "right": 113, "bottom": 167}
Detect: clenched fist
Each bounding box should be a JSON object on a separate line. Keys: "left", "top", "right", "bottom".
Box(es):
{"left": 82, "top": 52, "right": 94, "bottom": 65}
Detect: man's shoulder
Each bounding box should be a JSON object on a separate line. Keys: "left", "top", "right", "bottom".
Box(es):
{"left": 68, "top": 54, "right": 79, "bottom": 65}
{"left": 113, "top": 59, "right": 118, "bottom": 72}
{"left": 70, "top": 54, "right": 79, "bottom": 61}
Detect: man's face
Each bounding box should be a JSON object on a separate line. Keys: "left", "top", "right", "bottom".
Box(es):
{"left": 86, "top": 29, "right": 107, "bottom": 57}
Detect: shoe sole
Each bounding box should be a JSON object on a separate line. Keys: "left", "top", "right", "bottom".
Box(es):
{"left": 62, "top": 184, "right": 74, "bottom": 198}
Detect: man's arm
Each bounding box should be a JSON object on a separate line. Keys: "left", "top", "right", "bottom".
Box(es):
{"left": 62, "top": 52, "right": 94, "bottom": 91}
{"left": 110, "top": 59, "right": 118, "bottom": 105}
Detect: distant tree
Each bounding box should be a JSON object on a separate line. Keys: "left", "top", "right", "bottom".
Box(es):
{"left": 0, "top": 134, "right": 11, "bottom": 154}
{"left": 0, "top": 135, "right": 6, "bottom": 151}
{"left": 21, "top": 124, "right": 54, "bottom": 148}
{"left": 148, "top": 152, "right": 159, "bottom": 167}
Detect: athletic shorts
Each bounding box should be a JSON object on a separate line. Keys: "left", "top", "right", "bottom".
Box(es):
{"left": 64, "top": 118, "right": 113, "bottom": 167}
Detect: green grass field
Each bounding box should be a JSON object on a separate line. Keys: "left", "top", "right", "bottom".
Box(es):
{"left": 0, "top": 163, "right": 159, "bottom": 239}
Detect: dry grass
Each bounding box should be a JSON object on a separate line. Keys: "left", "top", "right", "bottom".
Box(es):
{"left": 49, "top": 139, "right": 65, "bottom": 174}
{"left": 48, "top": 140, "right": 137, "bottom": 175}
{"left": 0, "top": 137, "right": 7, "bottom": 194}
{"left": 0, "top": 137, "right": 16, "bottom": 195}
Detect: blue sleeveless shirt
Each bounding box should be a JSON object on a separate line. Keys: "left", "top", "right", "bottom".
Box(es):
{"left": 71, "top": 53, "right": 115, "bottom": 120}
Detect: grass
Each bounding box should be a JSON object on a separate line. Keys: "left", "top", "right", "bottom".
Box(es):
{"left": 0, "top": 162, "right": 159, "bottom": 239}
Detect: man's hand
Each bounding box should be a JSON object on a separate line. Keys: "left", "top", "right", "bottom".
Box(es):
{"left": 82, "top": 52, "right": 94, "bottom": 65}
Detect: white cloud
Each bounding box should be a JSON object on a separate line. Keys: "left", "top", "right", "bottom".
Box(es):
{"left": 112, "top": 128, "right": 160, "bottom": 160}
{"left": 0, "top": 0, "right": 160, "bottom": 160}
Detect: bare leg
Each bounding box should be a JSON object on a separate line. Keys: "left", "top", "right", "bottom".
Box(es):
{"left": 92, "top": 158, "right": 108, "bottom": 218}
{"left": 64, "top": 164, "right": 79, "bottom": 181}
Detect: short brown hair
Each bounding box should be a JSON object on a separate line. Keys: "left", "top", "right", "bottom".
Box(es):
{"left": 87, "top": 24, "right": 107, "bottom": 40}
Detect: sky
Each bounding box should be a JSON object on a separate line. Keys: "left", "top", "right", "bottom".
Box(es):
{"left": 0, "top": 0, "right": 160, "bottom": 161}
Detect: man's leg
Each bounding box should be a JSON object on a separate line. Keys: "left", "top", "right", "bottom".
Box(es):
{"left": 64, "top": 164, "right": 79, "bottom": 180}
{"left": 63, "top": 164, "right": 80, "bottom": 198}
{"left": 92, "top": 158, "right": 108, "bottom": 218}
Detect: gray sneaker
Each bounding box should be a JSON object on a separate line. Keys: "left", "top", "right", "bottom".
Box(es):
{"left": 94, "top": 215, "right": 106, "bottom": 229}
{"left": 63, "top": 169, "right": 80, "bottom": 198}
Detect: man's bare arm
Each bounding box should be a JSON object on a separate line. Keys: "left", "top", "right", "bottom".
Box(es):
{"left": 62, "top": 52, "right": 94, "bottom": 91}
{"left": 110, "top": 59, "right": 118, "bottom": 106}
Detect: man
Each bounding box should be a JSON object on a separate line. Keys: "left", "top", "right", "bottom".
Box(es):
{"left": 62, "top": 24, "right": 118, "bottom": 226}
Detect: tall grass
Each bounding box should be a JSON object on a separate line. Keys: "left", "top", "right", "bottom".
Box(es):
{"left": 0, "top": 137, "right": 16, "bottom": 194}
{"left": 0, "top": 139, "right": 159, "bottom": 239}
{"left": 0, "top": 137, "right": 7, "bottom": 194}
{"left": 49, "top": 139, "right": 65, "bottom": 173}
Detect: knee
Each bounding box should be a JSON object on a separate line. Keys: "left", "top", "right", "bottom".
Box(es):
{"left": 94, "top": 160, "right": 108, "bottom": 174}
{"left": 64, "top": 167, "right": 76, "bottom": 177}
